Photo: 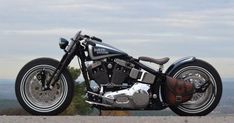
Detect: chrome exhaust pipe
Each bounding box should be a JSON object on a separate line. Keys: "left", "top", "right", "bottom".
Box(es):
{"left": 85, "top": 100, "right": 111, "bottom": 107}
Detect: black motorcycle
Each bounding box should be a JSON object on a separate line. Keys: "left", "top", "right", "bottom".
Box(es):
{"left": 15, "top": 31, "right": 222, "bottom": 116}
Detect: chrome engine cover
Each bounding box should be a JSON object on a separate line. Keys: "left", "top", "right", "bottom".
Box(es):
{"left": 102, "top": 83, "right": 150, "bottom": 109}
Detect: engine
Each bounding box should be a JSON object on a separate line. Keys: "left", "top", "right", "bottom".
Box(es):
{"left": 87, "top": 59, "right": 134, "bottom": 86}
{"left": 103, "top": 83, "right": 150, "bottom": 109}
{"left": 87, "top": 58, "right": 156, "bottom": 109}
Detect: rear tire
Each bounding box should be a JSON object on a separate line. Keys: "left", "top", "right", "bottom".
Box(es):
{"left": 168, "top": 59, "right": 222, "bottom": 116}
{"left": 15, "top": 58, "right": 74, "bottom": 115}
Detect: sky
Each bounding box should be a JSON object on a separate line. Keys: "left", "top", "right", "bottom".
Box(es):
{"left": 0, "top": 0, "right": 234, "bottom": 80}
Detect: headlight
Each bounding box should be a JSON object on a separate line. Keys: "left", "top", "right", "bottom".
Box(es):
{"left": 59, "top": 38, "right": 69, "bottom": 50}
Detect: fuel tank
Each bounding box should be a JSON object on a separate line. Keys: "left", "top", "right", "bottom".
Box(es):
{"left": 87, "top": 40, "right": 128, "bottom": 60}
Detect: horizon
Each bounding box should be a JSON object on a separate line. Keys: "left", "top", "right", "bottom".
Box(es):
{"left": 0, "top": 78, "right": 234, "bottom": 84}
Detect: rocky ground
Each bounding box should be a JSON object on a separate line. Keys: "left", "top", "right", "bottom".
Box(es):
{"left": 0, "top": 116, "right": 233, "bottom": 123}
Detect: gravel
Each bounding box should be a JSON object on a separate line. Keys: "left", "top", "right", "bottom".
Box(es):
{"left": 0, "top": 116, "right": 233, "bottom": 123}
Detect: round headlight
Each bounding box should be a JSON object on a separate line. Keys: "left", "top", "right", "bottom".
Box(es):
{"left": 59, "top": 38, "right": 69, "bottom": 49}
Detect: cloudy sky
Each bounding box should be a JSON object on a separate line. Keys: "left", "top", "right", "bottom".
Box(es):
{"left": 0, "top": 0, "right": 234, "bottom": 80}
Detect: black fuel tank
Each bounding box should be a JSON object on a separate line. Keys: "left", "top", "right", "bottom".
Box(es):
{"left": 87, "top": 40, "right": 128, "bottom": 60}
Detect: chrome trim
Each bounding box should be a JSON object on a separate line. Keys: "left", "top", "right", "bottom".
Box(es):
{"left": 85, "top": 100, "right": 111, "bottom": 107}
{"left": 20, "top": 65, "right": 68, "bottom": 113}
{"left": 102, "top": 83, "right": 150, "bottom": 109}
{"left": 166, "top": 56, "right": 196, "bottom": 75}
{"left": 173, "top": 66, "right": 217, "bottom": 114}
{"left": 88, "top": 45, "right": 119, "bottom": 60}
{"left": 87, "top": 91, "right": 114, "bottom": 100}
{"left": 87, "top": 40, "right": 127, "bottom": 60}
{"left": 94, "top": 40, "right": 126, "bottom": 53}
{"left": 175, "top": 56, "right": 196, "bottom": 65}
{"left": 114, "top": 59, "right": 134, "bottom": 69}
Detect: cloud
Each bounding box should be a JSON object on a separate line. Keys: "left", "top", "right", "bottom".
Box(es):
{"left": 0, "top": 0, "right": 234, "bottom": 79}
{"left": 2, "top": 28, "right": 78, "bottom": 36}
{"left": 49, "top": 3, "right": 123, "bottom": 11}
{"left": 203, "top": 57, "right": 234, "bottom": 79}
{"left": 2, "top": 27, "right": 232, "bottom": 44}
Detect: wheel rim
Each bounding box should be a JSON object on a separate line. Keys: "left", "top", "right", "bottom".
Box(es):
{"left": 173, "top": 66, "right": 217, "bottom": 114}
{"left": 20, "top": 65, "right": 68, "bottom": 113}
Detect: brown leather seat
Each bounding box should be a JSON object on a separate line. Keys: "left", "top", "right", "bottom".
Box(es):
{"left": 139, "top": 56, "right": 170, "bottom": 65}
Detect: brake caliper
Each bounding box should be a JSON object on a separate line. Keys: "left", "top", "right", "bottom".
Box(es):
{"left": 36, "top": 69, "right": 48, "bottom": 91}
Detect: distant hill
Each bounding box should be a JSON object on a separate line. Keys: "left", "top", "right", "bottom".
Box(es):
{"left": 0, "top": 79, "right": 14, "bottom": 84}
{"left": 0, "top": 81, "right": 16, "bottom": 100}
{"left": 0, "top": 99, "right": 20, "bottom": 110}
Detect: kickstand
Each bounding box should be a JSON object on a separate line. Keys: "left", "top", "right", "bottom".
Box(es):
{"left": 99, "top": 109, "right": 102, "bottom": 116}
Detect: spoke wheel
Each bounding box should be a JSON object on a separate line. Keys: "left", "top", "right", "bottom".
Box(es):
{"left": 168, "top": 59, "right": 222, "bottom": 116}
{"left": 16, "top": 58, "right": 74, "bottom": 115}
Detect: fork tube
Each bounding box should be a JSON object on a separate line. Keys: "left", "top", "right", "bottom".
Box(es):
{"left": 47, "top": 47, "right": 76, "bottom": 88}
{"left": 51, "top": 53, "right": 75, "bottom": 86}
{"left": 77, "top": 48, "right": 91, "bottom": 91}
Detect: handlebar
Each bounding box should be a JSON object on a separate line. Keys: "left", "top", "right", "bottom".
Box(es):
{"left": 72, "top": 31, "right": 102, "bottom": 42}
{"left": 91, "top": 36, "right": 102, "bottom": 42}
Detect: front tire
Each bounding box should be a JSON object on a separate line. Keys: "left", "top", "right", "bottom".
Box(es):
{"left": 168, "top": 59, "right": 222, "bottom": 116}
{"left": 15, "top": 58, "right": 74, "bottom": 115}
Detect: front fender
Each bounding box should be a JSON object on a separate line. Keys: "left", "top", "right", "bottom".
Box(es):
{"left": 165, "top": 56, "right": 196, "bottom": 75}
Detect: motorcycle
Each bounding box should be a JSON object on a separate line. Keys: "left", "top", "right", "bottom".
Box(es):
{"left": 15, "top": 31, "right": 222, "bottom": 116}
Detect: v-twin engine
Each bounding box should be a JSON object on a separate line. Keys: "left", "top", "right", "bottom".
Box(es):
{"left": 102, "top": 83, "right": 150, "bottom": 109}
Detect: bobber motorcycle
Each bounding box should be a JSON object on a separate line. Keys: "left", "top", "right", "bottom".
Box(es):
{"left": 15, "top": 31, "right": 222, "bottom": 116}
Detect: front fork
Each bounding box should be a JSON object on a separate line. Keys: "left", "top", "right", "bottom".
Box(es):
{"left": 41, "top": 49, "right": 76, "bottom": 90}
{"left": 42, "top": 46, "right": 91, "bottom": 92}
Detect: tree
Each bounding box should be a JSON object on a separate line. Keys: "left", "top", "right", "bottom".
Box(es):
{"left": 67, "top": 66, "right": 81, "bottom": 80}
{"left": 62, "top": 66, "right": 91, "bottom": 115}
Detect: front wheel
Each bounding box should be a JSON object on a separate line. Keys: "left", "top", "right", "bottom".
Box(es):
{"left": 15, "top": 58, "right": 74, "bottom": 115}
{"left": 168, "top": 59, "right": 222, "bottom": 116}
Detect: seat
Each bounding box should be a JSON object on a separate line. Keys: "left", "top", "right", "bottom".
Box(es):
{"left": 139, "top": 56, "right": 170, "bottom": 65}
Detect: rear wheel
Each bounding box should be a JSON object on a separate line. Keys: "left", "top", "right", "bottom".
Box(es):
{"left": 15, "top": 58, "right": 74, "bottom": 115}
{"left": 168, "top": 59, "right": 222, "bottom": 116}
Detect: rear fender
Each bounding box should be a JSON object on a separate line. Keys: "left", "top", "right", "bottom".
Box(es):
{"left": 165, "top": 56, "right": 196, "bottom": 75}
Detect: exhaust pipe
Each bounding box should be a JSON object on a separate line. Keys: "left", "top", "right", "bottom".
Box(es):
{"left": 85, "top": 100, "right": 111, "bottom": 107}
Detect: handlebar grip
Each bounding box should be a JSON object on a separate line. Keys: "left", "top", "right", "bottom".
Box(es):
{"left": 76, "top": 35, "right": 89, "bottom": 40}
{"left": 83, "top": 35, "right": 90, "bottom": 38}
{"left": 91, "top": 36, "right": 102, "bottom": 42}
